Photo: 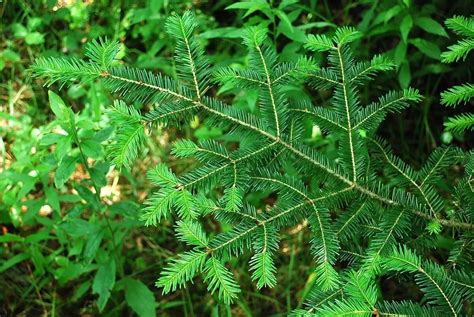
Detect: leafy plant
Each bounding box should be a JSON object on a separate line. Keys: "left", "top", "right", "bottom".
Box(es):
{"left": 0, "top": 89, "right": 157, "bottom": 315}
{"left": 440, "top": 15, "right": 474, "bottom": 134}
{"left": 354, "top": 1, "right": 449, "bottom": 89}
{"left": 32, "top": 10, "right": 473, "bottom": 316}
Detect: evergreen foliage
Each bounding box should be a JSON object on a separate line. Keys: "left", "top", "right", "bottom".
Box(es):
{"left": 440, "top": 15, "right": 474, "bottom": 134}
{"left": 32, "top": 11, "right": 474, "bottom": 315}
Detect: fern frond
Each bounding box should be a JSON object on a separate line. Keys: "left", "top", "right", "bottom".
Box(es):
{"left": 104, "top": 66, "right": 192, "bottom": 104}
{"left": 31, "top": 57, "right": 102, "bottom": 88}
{"left": 166, "top": 11, "right": 210, "bottom": 99}
{"left": 441, "top": 15, "right": 474, "bottom": 137}
{"left": 85, "top": 37, "right": 121, "bottom": 69}
{"left": 213, "top": 66, "right": 265, "bottom": 88}
{"left": 353, "top": 88, "right": 422, "bottom": 133}
{"left": 305, "top": 34, "right": 336, "bottom": 52}
{"left": 377, "top": 300, "right": 444, "bottom": 317}
{"left": 349, "top": 55, "right": 395, "bottom": 85}
{"left": 107, "top": 101, "right": 146, "bottom": 170}
{"left": 147, "top": 164, "right": 178, "bottom": 187}
{"left": 363, "top": 208, "right": 411, "bottom": 273}
{"left": 249, "top": 224, "right": 279, "bottom": 289}
{"left": 368, "top": 137, "right": 442, "bottom": 217}
{"left": 223, "top": 186, "right": 244, "bottom": 212}
{"left": 441, "top": 38, "right": 474, "bottom": 63}
{"left": 445, "top": 15, "right": 474, "bottom": 38}
{"left": 304, "top": 287, "right": 345, "bottom": 313}
{"left": 344, "top": 271, "right": 378, "bottom": 309}
{"left": 309, "top": 210, "right": 340, "bottom": 291}
{"left": 306, "top": 68, "right": 340, "bottom": 89}
{"left": 440, "top": 83, "right": 474, "bottom": 107}
{"left": 335, "top": 201, "right": 371, "bottom": 242}
{"left": 156, "top": 250, "right": 207, "bottom": 294}
{"left": 141, "top": 187, "right": 178, "bottom": 226}
{"left": 383, "top": 245, "right": 463, "bottom": 316}
{"left": 203, "top": 257, "right": 241, "bottom": 304}
{"left": 175, "top": 220, "right": 209, "bottom": 248}
{"left": 333, "top": 26, "right": 363, "bottom": 45}
{"left": 174, "top": 189, "right": 198, "bottom": 220}
{"left": 418, "top": 146, "right": 459, "bottom": 188}
{"left": 144, "top": 101, "right": 199, "bottom": 127}
{"left": 171, "top": 139, "right": 199, "bottom": 158}
{"left": 444, "top": 113, "right": 474, "bottom": 133}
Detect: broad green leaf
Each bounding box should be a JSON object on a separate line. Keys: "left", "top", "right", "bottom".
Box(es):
{"left": 48, "top": 91, "right": 68, "bottom": 121}
{"left": 410, "top": 38, "right": 441, "bottom": 60}
{"left": 84, "top": 230, "right": 104, "bottom": 261}
{"left": 44, "top": 186, "right": 60, "bottom": 212}
{"left": 278, "top": 0, "right": 298, "bottom": 9}
{"left": 54, "top": 155, "right": 78, "bottom": 188}
{"left": 400, "top": 15, "right": 413, "bottom": 42}
{"left": 276, "top": 10, "right": 293, "bottom": 33}
{"left": 125, "top": 279, "right": 157, "bottom": 317}
{"left": 60, "top": 219, "right": 97, "bottom": 237}
{"left": 415, "top": 17, "right": 448, "bottom": 37}
{"left": 225, "top": 0, "right": 271, "bottom": 19}
{"left": 12, "top": 23, "right": 28, "bottom": 38}
{"left": 0, "top": 233, "right": 24, "bottom": 243}
{"left": 40, "top": 133, "right": 67, "bottom": 146}
{"left": 399, "top": 62, "right": 411, "bottom": 88}
{"left": 383, "top": 5, "right": 402, "bottom": 24}
{"left": 81, "top": 139, "right": 102, "bottom": 159}
{"left": 200, "top": 27, "right": 244, "bottom": 39}
{"left": 394, "top": 41, "right": 407, "bottom": 66}
{"left": 93, "top": 260, "right": 116, "bottom": 312}
{"left": 1, "top": 49, "right": 21, "bottom": 62}
{"left": 25, "top": 32, "right": 45, "bottom": 45}
{"left": 0, "top": 252, "right": 30, "bottom": 273}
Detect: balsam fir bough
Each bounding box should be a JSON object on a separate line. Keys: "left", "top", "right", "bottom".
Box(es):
{"left": 32, "top": 11, "right": 473, "bottom": 317}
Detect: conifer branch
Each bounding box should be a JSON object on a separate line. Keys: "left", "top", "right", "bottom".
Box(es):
{"left": 336, "top": 46, "right": 358, "bottom": 182}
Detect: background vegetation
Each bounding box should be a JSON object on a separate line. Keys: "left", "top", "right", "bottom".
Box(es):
{"left": 0, "top": 1, "right": 472, "bottom": 316}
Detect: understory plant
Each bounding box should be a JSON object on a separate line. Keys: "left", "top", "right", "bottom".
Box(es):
{"left": 0, "top": 89, "right": 157, "bottom": 315}
{"left": 32, "top": 11, "right": 474, "bottom": 316}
